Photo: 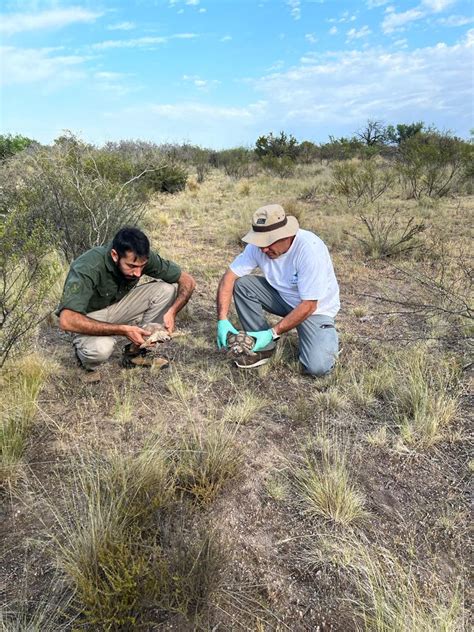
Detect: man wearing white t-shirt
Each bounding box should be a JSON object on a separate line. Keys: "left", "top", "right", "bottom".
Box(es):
{"left": 216, "top": 204, "right": 340, "bottom": 374}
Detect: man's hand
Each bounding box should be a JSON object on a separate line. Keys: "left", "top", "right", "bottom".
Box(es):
{"left": 246, "top": 329, "right": 273, "bottom": 352}
{"left": 217, "top": 319, "right": 238, "bottom": 349}
{"left": 123, "top": 325, "right": 151, "bottom": 347}
{"left": 162, "top": 309, "right": 176, "bottom": 334}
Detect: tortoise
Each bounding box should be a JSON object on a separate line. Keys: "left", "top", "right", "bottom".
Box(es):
{"left": 139, "top": 323, "right": 172, "bottom": 349}
{"left": 226, "top": 331, "right": 257, "bottom": 357}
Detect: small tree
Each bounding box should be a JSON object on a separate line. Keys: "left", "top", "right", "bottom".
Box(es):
{"left": 385, "top": 122, "right": 425, "bottom": 145}
{"left": 355, "top": 120, "right": 387, "bottom": 147}
{"left": 255, "top": 131, "right": 299, "bottom": 160}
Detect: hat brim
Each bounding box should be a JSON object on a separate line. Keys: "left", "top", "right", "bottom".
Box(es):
{"left": 242, "top": 216, "right": 299, "bottom": 248}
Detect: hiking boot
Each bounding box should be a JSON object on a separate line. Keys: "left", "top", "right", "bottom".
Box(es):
{"left": 233, "top": 348, "right": 274, "bottom": 369}
{"left": 121, "top": 344, "right": 169, "bottom": 370}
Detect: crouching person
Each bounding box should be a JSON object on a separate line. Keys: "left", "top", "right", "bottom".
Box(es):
{"left": 216, "top": 205, "right": 340, "bottom": 376}
{"left": 57, "top": 226, "right": 195, "bottom": 375}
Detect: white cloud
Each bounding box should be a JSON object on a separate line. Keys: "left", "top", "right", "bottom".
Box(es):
{"left": 252, "top": 32, "right": 473, "bottom": 133}
{"left": 287, "top": 0, "right": 301, "bottom": 20}
{"left": 220, "top": 35, "right": 232, "bottom": 42}
{"left": 422, "top": 0, "right": 456, "bottom": 11}
{"left": 91, "top": 33, "right": 197, "bottom": 50}
{"left": 438, "top": 14, "right": 474, "bottom": 26}
{"left": 107, "top": 21, "right": 136, "bottom": 31}
{"left": 182, "top": 74, "right": 220, "bottom": 89}
{"left": 186, "top": 0, "right": 200, "bottom": 4}
{"left": 382, "top": 7, "right": 424, "bottom": 32}
{"left": 0, "top": 45, "right": 88, "bottom": 85}
{"left": 329, "top": 26, "right": 338, "bottom": 35}
{"left": 0, "top": 7, "right": 103, "bottom": 35}
{"left": 346, "top": 25, "right": 372, "bottom": 40}
{"left": 367, "top": 0, "right": 389, "bottom": 7}
{"left": 305, "top": 33, "right": 318, "bottom": 44}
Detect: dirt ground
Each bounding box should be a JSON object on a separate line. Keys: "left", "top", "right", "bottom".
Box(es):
{"left": 1, "top": 169, "right": 472, "bottom": 630}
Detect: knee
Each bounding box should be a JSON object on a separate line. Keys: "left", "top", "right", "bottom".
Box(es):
{"left": 149, "top": 281, "right": 177, "bottom": 304}
{"left": 300, "top": 354, "right": 335, "bottom": 377}
{"left": 233, "top": 275, "right": 253, "bottom": 298}
{"left": 79, "top": 337, "right": 115, "bottom": 364}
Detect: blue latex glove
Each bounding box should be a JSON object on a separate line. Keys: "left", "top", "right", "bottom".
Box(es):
{"left": 217, "top": 319, "right": 239, "bottom": 349}
{"left": 246, "top": 329, "right": 273, "bottom": 352}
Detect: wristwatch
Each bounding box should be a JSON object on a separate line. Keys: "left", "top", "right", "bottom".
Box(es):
{"left": 271, "top": 327, "right": 281, "bottom": 341}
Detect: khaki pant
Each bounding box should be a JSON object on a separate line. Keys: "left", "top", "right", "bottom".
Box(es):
{"left": 73, "top": 280, "right": 177, "bottom": 369}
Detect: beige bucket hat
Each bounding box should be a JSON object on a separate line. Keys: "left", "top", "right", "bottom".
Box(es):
{"left": 242, "top": 204, "right": 299, "bottom": 248}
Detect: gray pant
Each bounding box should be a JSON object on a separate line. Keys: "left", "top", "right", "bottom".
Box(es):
{"left": 233, "top": 275, "right": 338, "bottom": 376}
{"left": 73, "top": 280, "right": 177, "bottom": 370}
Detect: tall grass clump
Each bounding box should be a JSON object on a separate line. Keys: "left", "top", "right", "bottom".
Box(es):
{"left": 1, "top": 354, "right": 52, "bottom": 486}
{"left": 353, "top": 546, "right": 465, "bottom": 631}
{"left": 390, "top": 346, "right": 461, "bottom": 448}
{"left": 49, "top": 446, "right": 173, "bottom": 628}
{"left": 48, "top": 442, "right": 228, "bottom": 628}
{"left": 302, "top": 536, "right": 465, "bottom": 631}
{"left": 293, "top": 442, "right": 368, "bottom": 526}
{"left": 174, "top": 423, "right": 241, "bottom": 505}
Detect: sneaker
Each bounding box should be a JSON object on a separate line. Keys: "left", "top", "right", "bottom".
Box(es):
{"left": 121, "top": 344, "right": 169, "bottom": 370}
{"left": 234, "top": 349, "right": 274, "bottom": 369}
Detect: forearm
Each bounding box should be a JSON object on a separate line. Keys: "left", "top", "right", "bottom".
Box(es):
{"left": 168, "top": 272, "right": 196, "bottom": 315}
{"left": 273, "top": 300, "right": 317, "bottom": 335}
{"left": 59, "top": 309, "right": 127, "bottom": 336}
{"left": 217, "top": 270, "right": 238, "bottom": 319}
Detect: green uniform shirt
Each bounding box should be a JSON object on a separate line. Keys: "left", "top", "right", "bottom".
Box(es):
{"left": 56, "top": 243, "right": 181, "bottom": 316}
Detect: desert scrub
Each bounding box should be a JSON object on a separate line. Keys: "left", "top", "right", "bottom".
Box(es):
{"left": 292, "top": 442, "right": 368, "bottom": 526}
{"left": 174, "top": 423, "right": 241, "bottom": 505}
{"left": 344, "top": 206, "right": 425, "bottom": 258}
{"left": 331, "top": 158, "right": 396, "bottom": 205}
{"left": 0, "top": 354, "right": 53, "bottom": 487}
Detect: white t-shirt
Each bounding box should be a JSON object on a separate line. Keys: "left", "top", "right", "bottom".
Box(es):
{"left": 230, "top": 229, "right": 340, "bottom": 317}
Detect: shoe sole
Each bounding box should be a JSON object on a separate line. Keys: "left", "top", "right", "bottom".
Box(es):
{"left": 234, "top": 357, "right": 271, "bottom": 369}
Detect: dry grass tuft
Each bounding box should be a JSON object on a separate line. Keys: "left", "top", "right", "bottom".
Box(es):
{"left": 1, "top": 354, "right": 55, "bottom": 487}
{"left": 174, "top": 423, "right": 241, "bottom": 505}
{"left": 300, "top": 535, "right": 465, "bottom": 631}
{"left": 293, "top": 442, "right": 368, "bottom": 526}
{"left": 222, "top": 391, "right": 266, "bottom": 425}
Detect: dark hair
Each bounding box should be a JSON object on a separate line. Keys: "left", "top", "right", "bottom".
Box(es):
{"left": 112, "top": 227, "right": 150, "bottom": 259}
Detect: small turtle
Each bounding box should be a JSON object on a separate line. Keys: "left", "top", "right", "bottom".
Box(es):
{"left": 140, "top": 323, "right": 171, "bottom": 349}
{"left": 226, "top": 331, "right": 256, "bottom": 357}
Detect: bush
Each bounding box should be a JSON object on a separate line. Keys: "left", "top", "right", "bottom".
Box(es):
{"left": 214, "top": 147, "right": 256, "bottom": 178}
{"left": 331, "top": 158, "right": 396, "bottom": 205}
{"left": 260, "top": 155, "right": 296, "bottom": 178}
{"left": 255, "top": 131, "right": 299, "bottom": 160}
{"left": 397, "top": 132, "right": 472, "bottom": 198}
{"left": 0, "top": 135, "right": 148, "bottom": 263}
{"left": 86, "top": 142, "right": 188, "bottom": 193}
{"left": 344, "top": 207, "right": 426, "bottom": 258}
{"left": 0, "top": 133, "right": 36, "bottom": 159}
{"left": 0, "top": 208, "right": 61, "bottom": 366}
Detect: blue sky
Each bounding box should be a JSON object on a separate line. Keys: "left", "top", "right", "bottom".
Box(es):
{"left": 1, "top": 0, "right": 473, "bottom": 148}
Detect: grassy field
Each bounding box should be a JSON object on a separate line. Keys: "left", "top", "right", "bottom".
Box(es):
{"left": 1, "top": 163, "right": 472, "bottom": 630}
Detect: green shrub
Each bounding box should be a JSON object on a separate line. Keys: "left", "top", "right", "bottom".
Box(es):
{"left": 331, "top": 158, "right": 396, "bottom": 204}
{"left": 0, "top": 209, "right": 61, "bottom": 366}
{"left": 255, "top": 131, "right": 299, "bottom": 160}
{"left": 397, "top": 132, "right": 472, "bottom": 198}
{"left": 214, "top": 147, "right": 256, "bottom": 178}
{"left": 0, "top": 134, "right": 148, "bottom": 262}
{"left": 0, "top": 133, "right": 36, "bottom": 159}
{"left": 261, "top": 155, "right": 296, "bottom": 178}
